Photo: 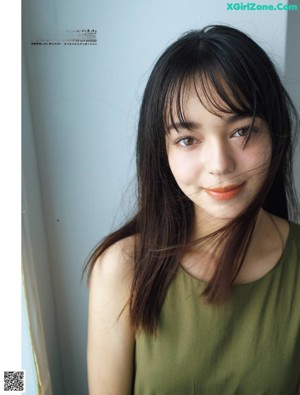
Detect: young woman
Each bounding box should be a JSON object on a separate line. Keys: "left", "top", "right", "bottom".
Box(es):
{"left": 84, "top": 25, "right": 300, "bottom": 394}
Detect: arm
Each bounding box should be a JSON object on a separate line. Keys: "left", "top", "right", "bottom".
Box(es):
{"left": 87, "top": 239, "right": 135, "bottom": 395}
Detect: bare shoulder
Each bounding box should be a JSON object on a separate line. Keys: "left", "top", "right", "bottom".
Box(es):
{"left": 87, "top": 236, "right": 136, "bottom": 395}
{"left": 90, "top": 235, "right": 136, "bottom": 289}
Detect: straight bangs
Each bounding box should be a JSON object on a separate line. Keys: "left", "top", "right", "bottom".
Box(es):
{"left": 163, "top": 46, "right": 259, "bottom": 137}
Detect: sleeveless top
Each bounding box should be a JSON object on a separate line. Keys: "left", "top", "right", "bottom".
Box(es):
{"left": 133, "top": 222, "right": 300, "bottom": 395}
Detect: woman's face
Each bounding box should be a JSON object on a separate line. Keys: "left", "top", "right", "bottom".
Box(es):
{"left": 165, "top": 87, "right": 272, "bottom": 226}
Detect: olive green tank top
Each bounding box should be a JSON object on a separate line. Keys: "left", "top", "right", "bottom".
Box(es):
{"left": 134, "top": 222, "right": 300, "bottom": 395}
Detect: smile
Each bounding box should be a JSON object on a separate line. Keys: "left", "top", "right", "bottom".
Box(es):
{"left": 204, "top": 183, "right": 245, "bottom": 200}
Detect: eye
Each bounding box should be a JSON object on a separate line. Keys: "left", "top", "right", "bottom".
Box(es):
{"left": 176, "top": 136, "right": 197, "bottom": 147}
{"left": 231, "top": 126, "right": 251, "bottom": 138}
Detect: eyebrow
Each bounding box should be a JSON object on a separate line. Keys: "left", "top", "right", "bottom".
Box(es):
{"left": 167, "top": 113, "right": 252, "bottom": 132}
{"left": 221, "top": 113, "right": 252, "bottom": 123}
{"left": 167, "top": 121, "right": 200, "bottom": 132}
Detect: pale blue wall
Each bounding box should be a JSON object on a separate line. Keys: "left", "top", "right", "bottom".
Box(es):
{"left": 22, "top": 2, "right": 294, "bottom": 394}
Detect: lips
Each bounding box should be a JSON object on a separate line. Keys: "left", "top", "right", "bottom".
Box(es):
{"left": 204, "top": 183, "right": 245, "bottom": 200}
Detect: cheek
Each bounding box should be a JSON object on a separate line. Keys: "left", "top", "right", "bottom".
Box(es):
{"left": 250, "top": 134, "right": 272, "bottom": 164}
{"left": 243, "top": 143, "right": 272, "bottom": 181}
{"left": 168, "top": 153, "right": 201, "bottom": 186}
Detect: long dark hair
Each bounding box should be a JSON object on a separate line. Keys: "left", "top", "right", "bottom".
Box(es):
{"left": 83, "top": 25, "right": 299, "bottom": 334}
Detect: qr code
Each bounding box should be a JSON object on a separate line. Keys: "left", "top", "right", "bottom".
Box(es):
{"left": 4, "top": 371, "right": 25, "bottom": 392}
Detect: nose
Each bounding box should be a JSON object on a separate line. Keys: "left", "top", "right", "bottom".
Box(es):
{"left": 204, "top": 138, "right": 235, "bottom": 175}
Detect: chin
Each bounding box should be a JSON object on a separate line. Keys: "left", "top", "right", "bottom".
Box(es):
{"left": 194, "top": 201, "right": 251, "bottom": 222}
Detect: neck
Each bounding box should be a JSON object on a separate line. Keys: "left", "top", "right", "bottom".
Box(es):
{"left": 191, "top": 208, "right": 233, "bottom": 240}
{"left": 191, "top": 207, "right": 267, "bottom": 245}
